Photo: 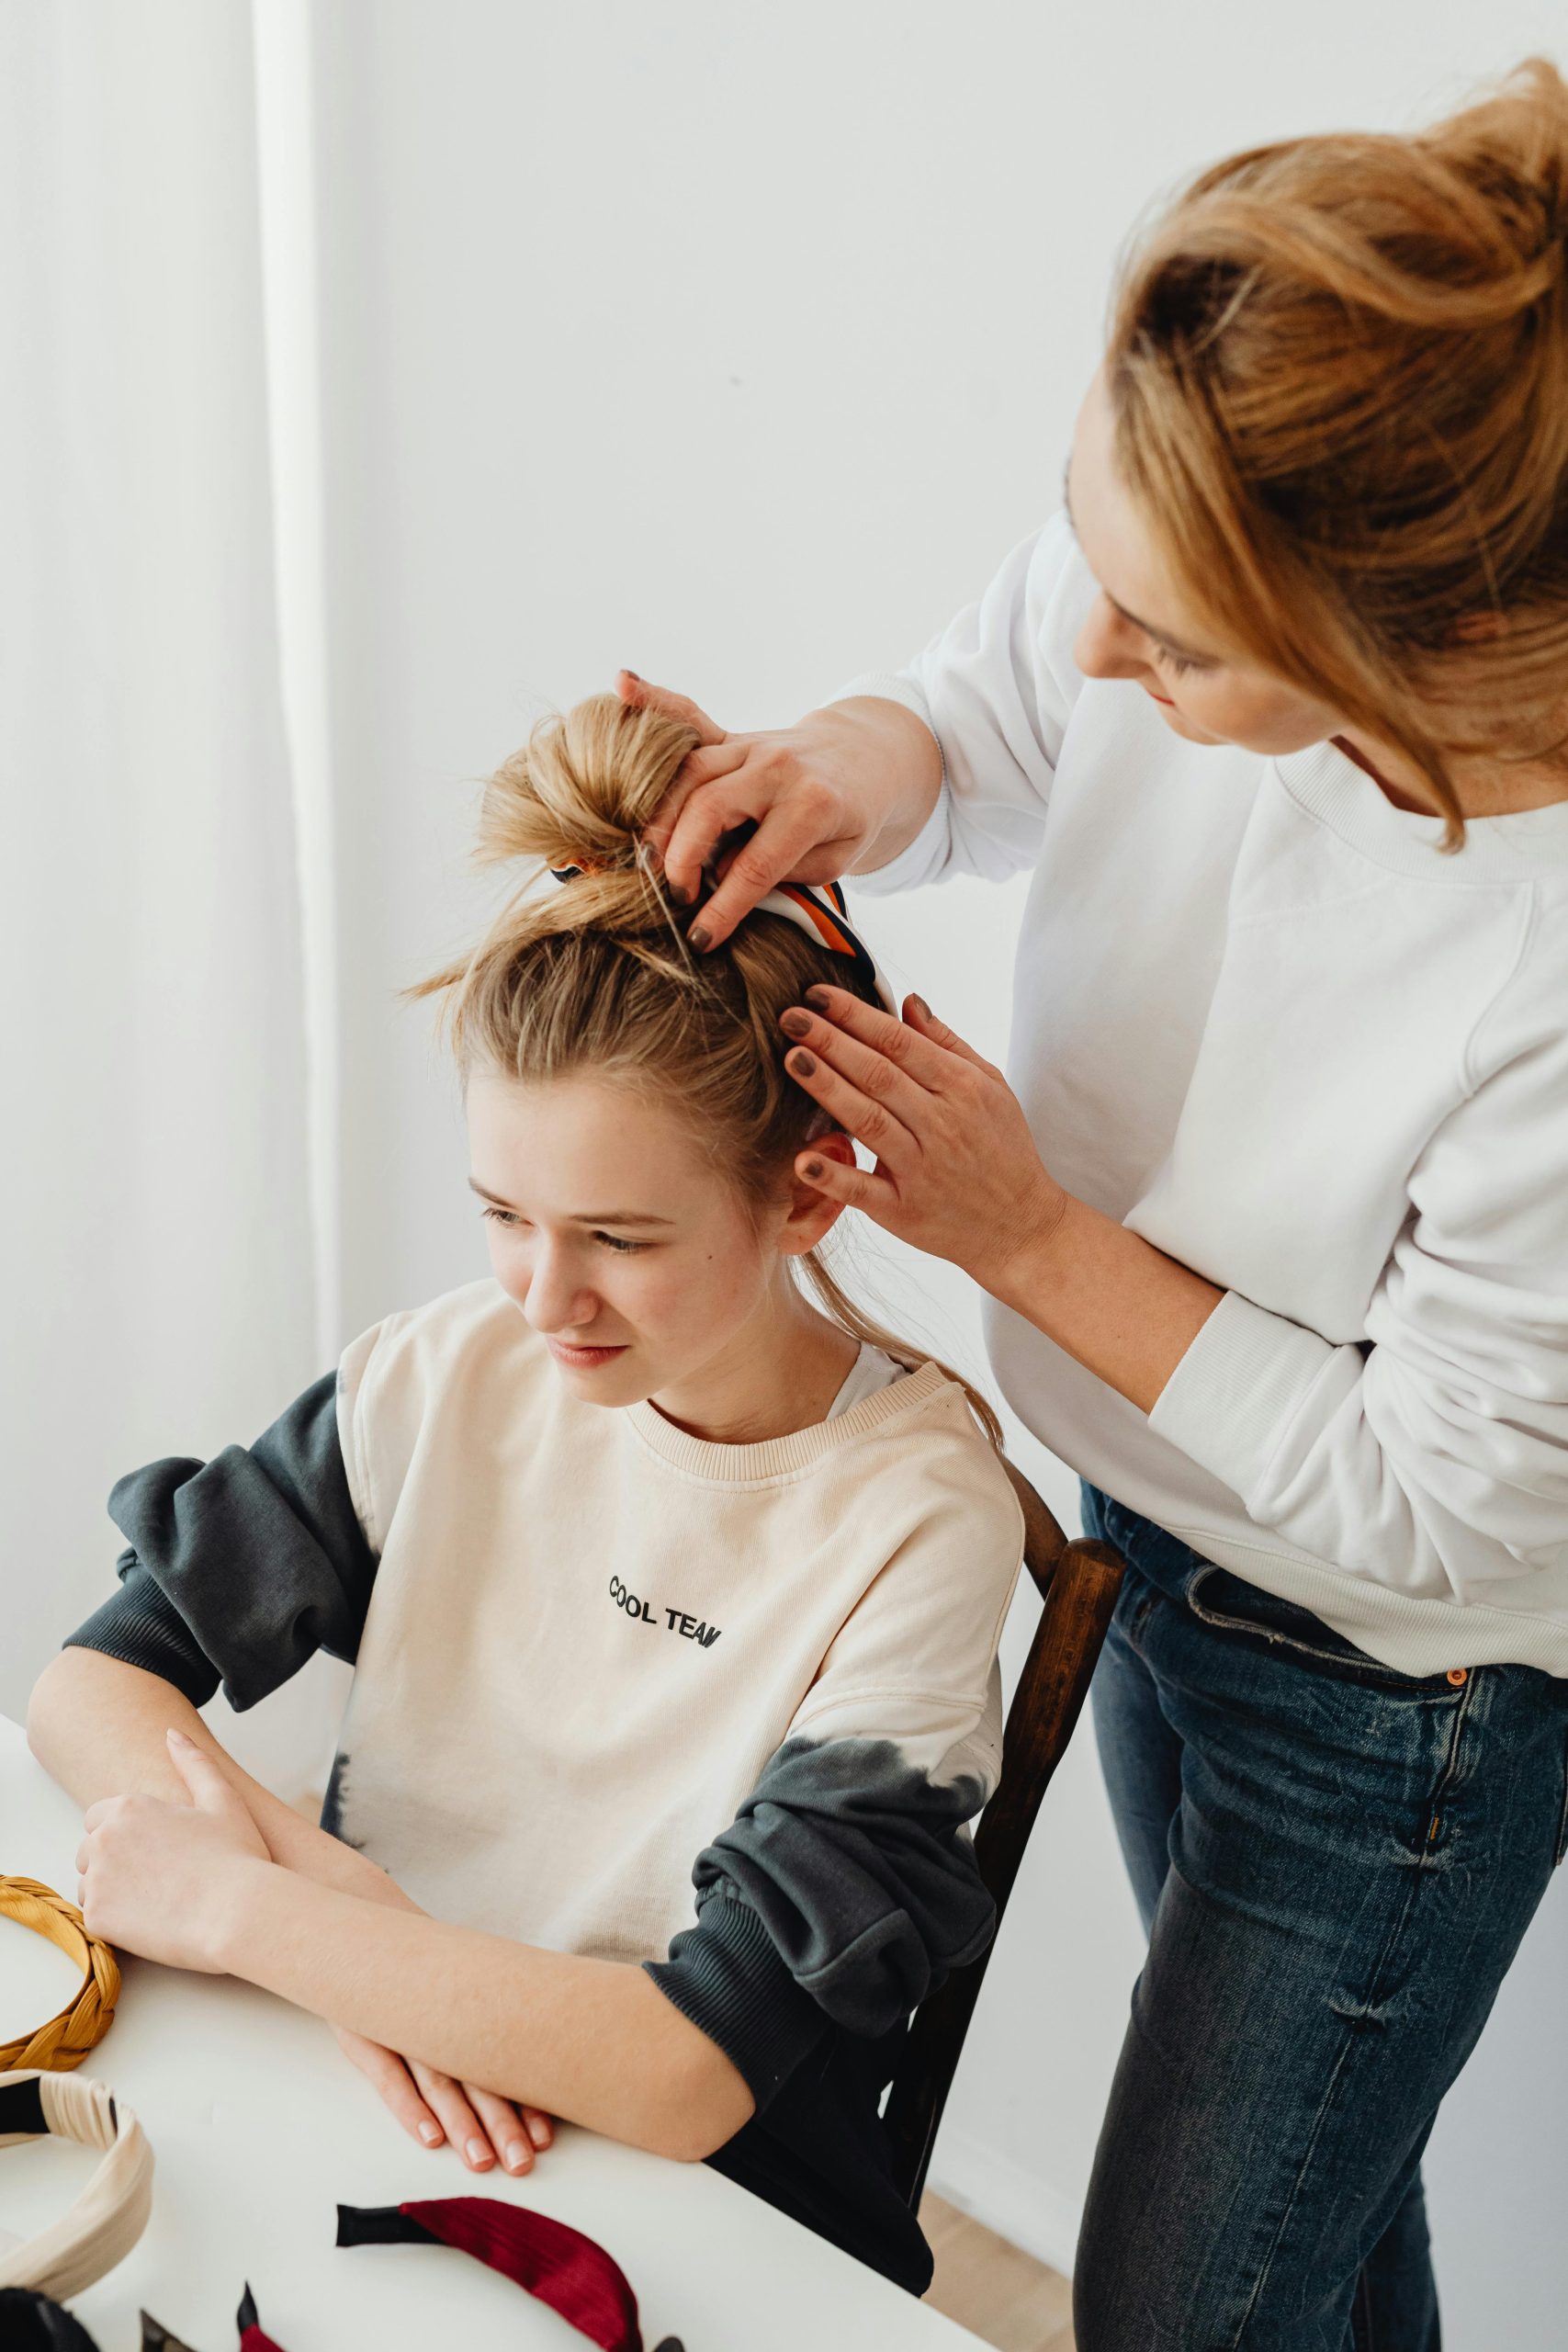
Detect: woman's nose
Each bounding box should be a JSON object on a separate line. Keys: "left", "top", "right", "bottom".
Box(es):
{"left": 1074, "top": 592, "right": 1145, "bottom": 683}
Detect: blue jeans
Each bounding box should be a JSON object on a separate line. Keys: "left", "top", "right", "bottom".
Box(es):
{"left": 1075, "top": 1485, "right": 1568, "bottom": 2352}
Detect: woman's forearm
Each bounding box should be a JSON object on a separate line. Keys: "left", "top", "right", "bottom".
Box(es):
{"left": 833, "top": 696, "right": 944, "bottom": 874}
{"left": 27, "top": 1647, "right": 411, "bottom": 1907}
{"left": 997, "top": 1191, "right": 1223, "bottom": 1415}
{"left": 219, "top": 1863, "right": 752, "bottom": 2162}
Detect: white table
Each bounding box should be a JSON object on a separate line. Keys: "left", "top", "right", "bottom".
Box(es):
{"left": 0, "top": 1715, "right": 986, "bottom": 2350}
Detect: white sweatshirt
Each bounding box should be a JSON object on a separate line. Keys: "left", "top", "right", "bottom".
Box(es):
{"left": 849, "top": 511, "right": 1568, "bottom": 1679}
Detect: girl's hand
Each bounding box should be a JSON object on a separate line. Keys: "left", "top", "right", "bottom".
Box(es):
{"left": 778, "top": 986, "right": 1067, "bottom": 1297}
{"left": 75, "top": 1728, "right": 271, "bottom": 1972}
{"left": 614, "top": 673, "right": 942, "bottom": 951}
{"left": 332, "top": 2021, "right": 553, "bottom": 2178}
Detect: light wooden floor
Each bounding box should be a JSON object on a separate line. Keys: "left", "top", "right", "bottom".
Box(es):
{"left": 920, "top": 2194, "right": 1076, "bottom": 2351}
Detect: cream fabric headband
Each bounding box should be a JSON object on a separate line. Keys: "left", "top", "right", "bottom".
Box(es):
{"left": 0, "top": 2069, "right": 153, "bottom": 2301}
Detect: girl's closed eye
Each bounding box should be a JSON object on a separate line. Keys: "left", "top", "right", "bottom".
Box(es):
{"left": 593, "top": 1232, "right": 649, "bottom": 1255}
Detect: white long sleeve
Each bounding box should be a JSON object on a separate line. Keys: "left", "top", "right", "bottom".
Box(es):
{"left": 841, "top": 509, "right": 1568, "bottom": 1675}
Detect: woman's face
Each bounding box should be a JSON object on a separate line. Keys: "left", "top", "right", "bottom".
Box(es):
{"left": 1065, "top": 370, "right": 1345, "bottom": 755}
{"left": 466, "top": 1066, "right": 840, "bottom": 1411}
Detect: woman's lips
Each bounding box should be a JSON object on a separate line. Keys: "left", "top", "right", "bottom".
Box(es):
{"left": 547, "top": 1338, "right": 630, "bottom": 1369}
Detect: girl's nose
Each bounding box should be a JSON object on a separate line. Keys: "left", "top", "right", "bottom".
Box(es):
{"left": 520, "top": 1247, "right": 596, "bottom": 1335}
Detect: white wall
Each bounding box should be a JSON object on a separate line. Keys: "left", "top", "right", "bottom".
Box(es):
{"left": 300, "top": 3, "right": 1567, "bottom": 2337}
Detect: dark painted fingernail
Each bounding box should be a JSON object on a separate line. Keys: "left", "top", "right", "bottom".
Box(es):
{"left": 801, "top": 1159, "right": 824, "bottom": 1180}
{"left": 909, "top": 994, "right": 931, "bottom": 1020}
{"left": 780, "top": 1009, "right": 810, "bottom": 1038}
{"left": 688, "top": 922, "right": 710, "bottom": 952}
{"left": 624, "top": 668, "right": 641, "bottom": 682}
{"left": 804, "top": 986, "right": 831, "bottom": 1010}
{"left": 789, "top": 1049, "right": 817, "bottom": 1076}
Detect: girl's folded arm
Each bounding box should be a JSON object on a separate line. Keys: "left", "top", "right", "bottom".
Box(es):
{"left": 216, "top": 1866, "right": 753, "bottom": 2163}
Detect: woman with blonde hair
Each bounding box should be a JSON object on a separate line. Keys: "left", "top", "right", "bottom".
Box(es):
{"left": 30, "top": 693, "right": 1027, "bottom": 2297}
{"left": 621, "top": 57, "right": 1568, "bottom": 2348}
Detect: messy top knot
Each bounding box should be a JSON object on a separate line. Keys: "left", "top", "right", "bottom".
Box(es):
{"left": 1106, "top": 54, "right": 1568, "bottom": 844}
{"left": 408, "top": 693, "right": 1006, "bottom": 1444}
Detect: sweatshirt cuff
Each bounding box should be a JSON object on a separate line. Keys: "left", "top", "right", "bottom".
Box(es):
{"left": 63, "top": 1566, "right": 221, "bottom": 1708}
{"left": 1147, "top": 1289, "right": 1344, "bottom": 1508}
{"left": 644, "top": 1894, "right": 830, "bottom": 2112}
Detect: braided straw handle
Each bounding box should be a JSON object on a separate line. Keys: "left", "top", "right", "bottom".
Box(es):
{"left": 0, "top": 1877, "right": 120, "bottom": 2071}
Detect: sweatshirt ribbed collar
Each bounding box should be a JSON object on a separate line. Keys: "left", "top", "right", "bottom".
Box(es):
{"left": 1276, "top": 740, "right": 1568, "bottom": 881}
{"left": 626, "top": 1358, "right": 950, "bottom": 1484}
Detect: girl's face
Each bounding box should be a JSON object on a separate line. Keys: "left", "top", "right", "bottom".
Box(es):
{"left": 1065, "top": 369, "right": 1345, "bottom": 756}
{"left": 466, "top": 1067, "right": 844, "bottom": 1411}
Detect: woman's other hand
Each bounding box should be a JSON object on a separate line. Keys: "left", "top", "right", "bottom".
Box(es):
{"left": 778, "top": 986, "right": 1066, "bottom": 1295}
{"left": 615, "top": 672, "right": 942, "bottom": 951}
{"left": 331, "top": 2020, "right": 553, "bottom": 2178}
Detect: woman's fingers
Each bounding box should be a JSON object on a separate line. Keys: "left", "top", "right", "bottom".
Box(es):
{"left": 677, "top": 796, "right": 845, "bottom": 948}
{"left": 641, "top": 741, "right": 750, "bottom": 870}
{"left": 614, "top": 671, "right": 727, "bottom": 746}
{"left": 783, "top": 1042, "right": 919, "bottom": 1175}
{"left": 793, "top": 1147, "right": 902, "bottom": 1227}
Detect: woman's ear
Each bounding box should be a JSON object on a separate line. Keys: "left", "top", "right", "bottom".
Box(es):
{"left": 778, "top": 1130, "right": 856, "bottom": 1255}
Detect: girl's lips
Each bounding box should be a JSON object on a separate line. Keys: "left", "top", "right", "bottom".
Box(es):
{"left": 1145, "top": 686, "right": 1176, "bottom": 707}
{"left": 547, "top": 1338, "right": 630, "bottom": 1369}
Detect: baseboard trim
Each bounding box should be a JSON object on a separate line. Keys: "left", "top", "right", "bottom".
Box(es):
{"left": 926, "top": 2128, "right": 1084, "bottom": 2279}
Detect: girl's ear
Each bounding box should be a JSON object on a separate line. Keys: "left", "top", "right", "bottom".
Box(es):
{"left": 778, "top": 1130, "right": 856, "bottom": 1255}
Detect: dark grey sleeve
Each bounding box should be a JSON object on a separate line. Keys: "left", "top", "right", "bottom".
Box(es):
{"left": 645, "top": 1734, "right": 994, "bottom": 2109}
{"left": 62, "top": 1371, "right": 378, "bottom": 1713}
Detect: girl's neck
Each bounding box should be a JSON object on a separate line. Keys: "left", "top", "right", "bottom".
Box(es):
{"left": 649, "top": 1286, "right": 860, "bottom": 1447}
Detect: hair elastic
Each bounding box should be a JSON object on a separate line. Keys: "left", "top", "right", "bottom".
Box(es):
{"left": 548, "top": 858, "right": 899, "bottom": 1016}
{"left": 0, "top": 2070, "right": 153, "bottom": 2301}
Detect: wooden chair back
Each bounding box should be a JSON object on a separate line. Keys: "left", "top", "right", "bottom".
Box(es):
{"left": 883, "top": 1461, "right": 1124, "bottom": 2209}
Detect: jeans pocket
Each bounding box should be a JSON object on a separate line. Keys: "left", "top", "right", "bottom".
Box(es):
{"left": 1555, "top": 1733, "right": 1568, "bottom": 1869}
{"left": 1185, "top": 1565, "right": 1460, "bottom": 1695}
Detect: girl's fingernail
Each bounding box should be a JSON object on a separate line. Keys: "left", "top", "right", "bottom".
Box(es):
{"left": 780, "top": 1009, "right": 810, "bottom": 1038}
{"left": 527, "top": 2117, "right": 551, "bottom": 2148}
{"left": 505, "top": 2139, "right": 531, "bottom": 2170}
{"left": 466, "top": 2137, "right": 492, "bottom": 2166}
{"left": 687, "top": 923, "right": 711, "bottom": 953}
{"left": 789, "top": 1050, "right": 817, "bottom": 1077}
{"left": 166, "top": 1726, "right": 189, "bottom": 1744}
{"left": 418, "top": 2120, "right": 442, "bottom": 2145}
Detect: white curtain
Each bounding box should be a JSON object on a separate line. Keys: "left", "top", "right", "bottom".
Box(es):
{"left": 0, "top": 0, "right": 347, "bottom": 1791}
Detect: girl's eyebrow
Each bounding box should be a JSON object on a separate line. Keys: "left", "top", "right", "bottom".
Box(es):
{"left": 467, "top": 1177, "right": 674, "bottom": 1227}
{"left": 1061, "top": 450, "right": 1217, "bottom": 664}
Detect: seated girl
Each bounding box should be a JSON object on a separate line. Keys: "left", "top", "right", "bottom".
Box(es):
{"left": 29, "top": 695, "right": 1025, "bottom": 2296}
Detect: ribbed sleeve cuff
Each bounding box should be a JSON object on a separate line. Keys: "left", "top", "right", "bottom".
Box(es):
{"left": 63, "top": 1569, "right": 221, "bottom": 1708}
{"left": 1147, "top": 1289, "right": 1344, "bottom": 1507}
{"left": 829, "top": 670, "right": 951, "bottom": 896}
{"left": 644, "top": 1894, "right": 830, "bottom": 2112}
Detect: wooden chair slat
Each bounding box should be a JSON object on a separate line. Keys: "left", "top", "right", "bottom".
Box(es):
{"left": 883, "top": 1467, "right": 1124, "bottom": 2211}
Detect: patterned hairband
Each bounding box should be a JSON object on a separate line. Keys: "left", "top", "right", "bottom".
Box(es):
{"left": 548, "top": 857, "right": 899, "bottom": 1017}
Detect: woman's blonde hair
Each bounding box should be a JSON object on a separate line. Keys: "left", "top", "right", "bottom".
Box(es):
{"left": 1107, "top": 55, "right": 1568, "bottom": 845}
{"left": 409, "top": 694, "right": 1003, "bottom": 1445}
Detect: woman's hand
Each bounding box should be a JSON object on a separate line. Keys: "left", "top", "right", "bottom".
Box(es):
{"left": 615, "top": 673, "right": 942, "bottom": 951}
{"left": 778, "top": 985, "right": 1066, "bottom": 1296}
{"left": 75, "top": 1727, "right": 271, "bottom": 1972}
{"left": 331, "top": 2021, "right": 553, "bottom": 2179}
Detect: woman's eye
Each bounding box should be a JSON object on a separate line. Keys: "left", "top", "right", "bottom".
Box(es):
{"left": 1156, "top": 644, "right": 1206, "bottom": 679}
